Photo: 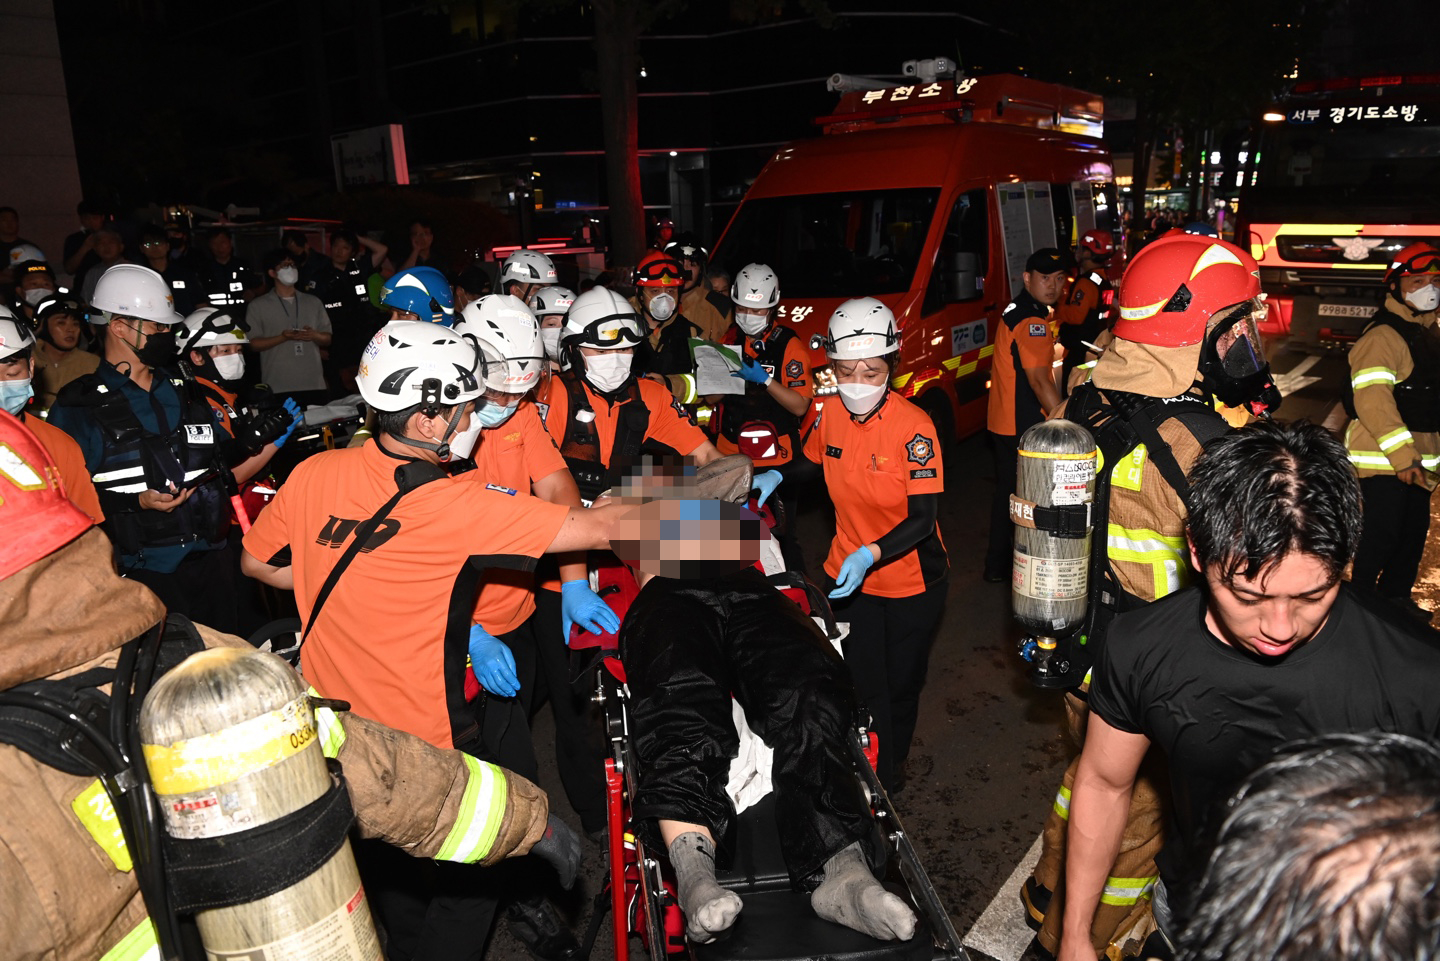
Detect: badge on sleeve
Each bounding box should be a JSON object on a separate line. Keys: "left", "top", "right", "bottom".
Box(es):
{"left": 1028, "top": 323, "right": 1047, "bottom": 337}
{"left": 905, "top": 433, "right": 936, "bottom": 466}
{"left": 785, "top": 358, "right": 804, "bottom": 379}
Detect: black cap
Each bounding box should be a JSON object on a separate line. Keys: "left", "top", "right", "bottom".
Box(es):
{"left": 1025, "top": 247, "right": 1069, "bottom": 274}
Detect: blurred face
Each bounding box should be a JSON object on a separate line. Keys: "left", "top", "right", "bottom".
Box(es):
{"left": 45, "top": 312, "right": 82, "bottom": 350}
{"left": 96, "top": 233, "right": 124, "bottom": 262}
{"left": 19, "top": 271, "right": 54, "bottom": 294}
{"left": 1024, "top": 269, "right": 1066, "bottom": 306}
{"left": 1195, "top": 547, "right": 1340, "bottom": 660}
{"left": 82, "top": 213, "right": 106, "bottom": 232}
{"left": 141, "top": 236, "right": 169, "bottom": 261}
{"left": 0, "top": 211, "right": 17, "bottom": 239}
{"left": 209, "top": 233, "right": 233, "bottom": 260}
{"left": 388, "top": 307, "right": 420, "bottom": 321}
{"left": 832, "top": 356, "right": 889, "bottom": 386}
{"left": 709, "top": 274, "right": 729, "bottom": 296}
{"left": 411, "top": 224, "right": 432, "bottom": 250}
{"left": 330, "top": 238, "right": 354, "bottom": 266}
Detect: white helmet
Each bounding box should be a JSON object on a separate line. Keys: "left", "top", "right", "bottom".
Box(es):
{"left": 561, "top": 287, "right": 644, "bottom": 350}
{"left": 0, "top": 306, "right": 35, "bottom": 361}
{"left": 181, "top": 307, "right": 248, "bottom": 352}
{"left": 499, "top": 249, "right": 558, "bottom": 289}
{"left": 91, "top": 264, "right": 183, "bottom": 325}
{"left": 453, "top": 295, "right": 545, "bottom": 395}
{"left": 824, "top": 297, "right": 899, "bottom": 360}
{"left": 731, "top": 263, "right": 780, "bottom": 309}
{"left": 8, "top": 243, "right": 46, "bottom": 267}
{"left": 356, "top": 320, "right": 483, "bottom": 413}
{"left": 531, "top": 285, "right": 576, "bottom": 318}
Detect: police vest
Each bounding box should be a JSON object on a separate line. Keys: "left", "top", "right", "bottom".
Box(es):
{"left": 1064, "top": 383, "right": 1229, "bottom": 684}
{"left": 557, "top": 372, "right": 653, "bottom": 503}
{"left": 190, "top": 375, "right": 290, "bottom": 457}
{"left": 1341, "top": 308, "right": 1440, "bottom": 432}
{"left": 710, "top": 325, "right": 802, "bottom": 456}
{"left": 60, "top": 372, "right": 229, "bottom": 555}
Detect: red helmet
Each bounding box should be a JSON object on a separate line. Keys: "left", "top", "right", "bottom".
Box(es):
{"left": 1079, "top": 230, "right": 1116, "bottom": 259}
{"left": 0, "top": 410, "right": 94, "bottom": 581}
{"left": 633, "top": 251, "right": 685, "bottom": 289}
{"left": 1386, "top": 242, "right": 1440, "bottom": 285}
{"left": 1113, "top": 235, "right": 1260, "bottom": 347}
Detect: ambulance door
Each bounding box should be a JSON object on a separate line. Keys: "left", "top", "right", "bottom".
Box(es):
{"left": 915, "top": 186, "right": 995, "bottom": 436}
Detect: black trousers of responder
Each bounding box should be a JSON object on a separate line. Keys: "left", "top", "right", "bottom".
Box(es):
{"left": 830, "top": 578, "right": 946, "bottom": 791}
{"left": 625, "top": 567, "right": 875, "bottom": 891}
{"left": 985, "top": 431, "right": 1020, "bottom": 577}
{"left": 125, "top": 544, "right": 239, "bottom": 635}
{"left": 532, "top": 586, "right": 610, "bottom": 836}
{"left": 1352, "top": 476, "right": 1434, "bottom": 601}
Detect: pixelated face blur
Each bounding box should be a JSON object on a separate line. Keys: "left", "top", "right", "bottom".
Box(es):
{"left": 1023, "top": 269, "right": 1066, "bottom": 306}
{"left": 832, "top": 356, "right": 889, "bottom": 386}
{"left": 1194, "top": 548, "right": 1341, "bottom": 660}
{"left": 46, "top": 311, "right": 82, "bottom": 350}
{"left": 610, "top": 499, "right": 763, "bottom": 579}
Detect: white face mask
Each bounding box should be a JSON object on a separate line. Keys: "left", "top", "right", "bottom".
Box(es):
{"left": 838, "top": 382, "right": 886, "bottom": 416}
{"left": 445, "top": 413, "right": 484, "bottom": 461}
{"left": 735, "top": 310, "right": 770, "bottom": 336}
{"left": 276, "top": 266, "right": 300, "bottom": 287}
{"left": 213, "top": 353, "right": 246, "bottom": 381}
{"left": 23, "top": 287, "right": 53, "bottom": 307}
{"left": 647, "top": 292, "right": 676, "bottom": 322}
{"left": 1406, "top": 284, "right": 1440, "bottom": 313}
{"left": 541, "top": 327, "right": 563, "bottom": 361}
{"left": 584, "top": 351, "right": 633, "bottom": 393}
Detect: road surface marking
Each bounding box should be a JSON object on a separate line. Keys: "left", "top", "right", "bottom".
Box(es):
{"left": 1274, "top": 354, "right": 1322, "bottom": 395}
{"left": 962, "top": 833, "right": 1044, "bottom": 961}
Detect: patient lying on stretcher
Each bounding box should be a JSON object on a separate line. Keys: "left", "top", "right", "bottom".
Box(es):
{"left": 605, "top": 459, "right": 917, "bottom": 944}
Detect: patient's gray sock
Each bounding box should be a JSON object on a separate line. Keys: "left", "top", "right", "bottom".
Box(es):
{"left": 810, "top": 842, "right": 917, "bottom": 941}
{"left": 668, "top": 832, "right": 742, "bottom": 942}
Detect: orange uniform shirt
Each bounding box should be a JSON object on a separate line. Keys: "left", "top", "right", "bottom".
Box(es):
{"left": 538, "top": 374, "right": 708, "bottom": 464}
{"left": 712, "top": 329, "right": 813, "bottom": 467}
{"left": 464, "top": 401, "right": 569, "bottom": 635}
{"left": 243, "top": 440, "right": 569, "bottom": 749}
{"left": 987, "top": 290, "right": 1056, "bottom": 436}
{"left": 25, "top": 413, "right": 104, "bottom": 523}
{"left": 803, "top": 393, "right": 947, "bottom": 598}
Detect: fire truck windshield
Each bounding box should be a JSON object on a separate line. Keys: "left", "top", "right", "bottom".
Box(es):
{"left": 714, "top": 187, "right": 940, "bottom": 299}
{"left": 1260, "top": 115, "right": 1440, "bottom": 190}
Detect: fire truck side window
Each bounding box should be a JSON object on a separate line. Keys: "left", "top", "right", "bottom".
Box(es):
{"left": 922, "top": 188, "right": 989, "bottom": 314}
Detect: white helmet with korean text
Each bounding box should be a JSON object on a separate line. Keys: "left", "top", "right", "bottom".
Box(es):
{"left": 356, "top": 320, "right": 483, "bottom": 413}
{"left": 91, "top": 264, "right": 183, "bottom": 325}
{"left": 453, "top": 295, "right": 545, "bottom": 395}
{"left": 499, "top": 249, "right": 558, "bottom": 289}
{"left": 561, "top": 287, "right": 644, "bottom": 350}
{"left": 531, "top": 285, "right": 576, "bottom": 318}
{"left": 823, "top": 296, "right": 899, "bottom": 360}
{"left": 731, "top": 263, "right": 780, "bottom": 309}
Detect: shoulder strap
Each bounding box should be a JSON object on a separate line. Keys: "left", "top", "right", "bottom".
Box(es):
{"left": 301, "top": 461, "right": 446, "bottom": 644}
{"left": 1104, "top": 389, "right": 1207, "bottom": 509}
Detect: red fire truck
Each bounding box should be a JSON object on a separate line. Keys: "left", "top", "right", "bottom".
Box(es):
{"left": 710, "top": 70, "right": 1116, "bottom": 441}
{"left": 1239, "top": 73, "right": 1440, "bottom": 350}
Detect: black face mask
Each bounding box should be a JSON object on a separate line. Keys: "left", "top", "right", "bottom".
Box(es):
{"left": 130, "top": 323, "right": 177, "bottom": 367}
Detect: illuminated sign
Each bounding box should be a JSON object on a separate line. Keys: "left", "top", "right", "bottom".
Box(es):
{"left": 1288, "top": 105, "right": 1423, "bottom": 123}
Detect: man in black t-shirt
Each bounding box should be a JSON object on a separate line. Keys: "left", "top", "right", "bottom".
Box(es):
{"left": 1057, "top": 421, "right": 1440, "bottom": 961}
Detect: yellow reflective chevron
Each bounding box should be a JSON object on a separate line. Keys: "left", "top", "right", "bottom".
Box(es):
{"left": 436, "top": 754, "right": 509, "bottom": 863}
{"left": 99, "top": 919, "right": 160, "bottom": 961}
{"left": 1053, "top": 784, "right": 1072, "bottom": 820}
{"left": 1110, "top": 442, "right": 1148, "bottom": 493}
{"left": 1348, "top": 450, "right": 1440, "bottom": 472}
{"left": 1352, "top": 366, "right": 1397, "bottom": 389}
{"left": 1100, "top": 875, "right": 1158, "bottom": 907}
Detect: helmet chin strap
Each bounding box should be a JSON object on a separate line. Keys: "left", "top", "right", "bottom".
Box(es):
{"left": 393, "top": 403, "right": 467, "bottom": 460}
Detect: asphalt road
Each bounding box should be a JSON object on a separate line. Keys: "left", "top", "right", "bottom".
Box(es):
{"left": 486, "top": 341, "right": 1376, "bottom": 961}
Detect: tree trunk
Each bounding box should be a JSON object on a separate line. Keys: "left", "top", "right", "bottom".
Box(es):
{"left": 593, "top": 0, "right": 646, "bottom": 268}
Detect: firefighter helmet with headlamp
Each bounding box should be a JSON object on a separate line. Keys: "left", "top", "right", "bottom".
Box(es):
{"left": 381, "top": 266, "right": 455, "bottom": 325}
{"left": 1112, "top": 235, "right": 1260, "bottom": 348}
{"left": 823, "top": 297, "right": 899, "bottom": 360}
{"left": 356, "top": 320, "right": 483, "bottom": 413}
{"left": 453, "top": 295, "right": 545, "bottom": 395}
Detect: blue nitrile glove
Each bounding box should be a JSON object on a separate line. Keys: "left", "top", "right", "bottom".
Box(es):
{"left": 828, "top": 546, "right": 877, "bottom": 599}
{"left": 468, "top": 624, "right": 519, "bottom": 697}
{"left": 562, "top": 579, "right": 621, "bottom": 641}
{"left": 752, "top": 469, "right": 782, "bottom": 509}
{"left": 273, "top": 398, "right": 304, "bottom": 449}
{"left": 731, "top": 355, "right": 772, "bottom": 386}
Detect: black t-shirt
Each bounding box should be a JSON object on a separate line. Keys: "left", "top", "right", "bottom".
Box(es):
{"left": 1090, "top": 583, "right": 1440, "bottom": 917}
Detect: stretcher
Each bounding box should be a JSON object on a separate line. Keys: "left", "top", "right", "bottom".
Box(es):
{"left": 571, "top": 502, "right": 966, "bottom": 961}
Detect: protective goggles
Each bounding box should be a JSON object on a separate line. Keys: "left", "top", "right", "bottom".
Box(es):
{"left": 1395, "top": 249, "right": 1440, "bottom": 276}
{"left": 568, "top": 312, "right": 645, "bottom": 348}
{"left": 634, "top": 258, "right": 686, "bottom": 287}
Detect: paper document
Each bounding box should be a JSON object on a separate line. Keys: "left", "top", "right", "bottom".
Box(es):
{"left": 690, "top": 339, "right": 746, "bottom": 395}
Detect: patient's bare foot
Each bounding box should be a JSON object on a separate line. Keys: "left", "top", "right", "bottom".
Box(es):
{"left": 811, "top": 842, "right": 917, "bottom": 941}
{"left": 668, "top": 831, "right": 743, "bottom": 942}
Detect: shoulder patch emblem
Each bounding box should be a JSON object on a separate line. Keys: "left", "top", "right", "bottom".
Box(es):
{"left": 1028, "top": 323, "right": 1047, "bottom": 337}
{"left": 905, "top": 433, "right": 936, "bottom": 466}
{"left": 785, "top": 358, "right": 804, "bottom": 379}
